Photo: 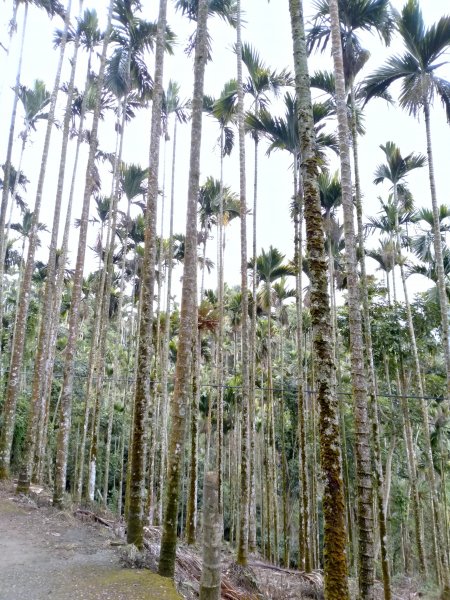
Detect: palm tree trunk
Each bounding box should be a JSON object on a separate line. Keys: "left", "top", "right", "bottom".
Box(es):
{"left": 248, "top": 132, "right": 259, "bottom": 554}
{"left": 423, "top": 100, "right": 450, "bottom": 408}
{"left": 351, "top": 89, "right": 391, "bottom": 599}
{"left": 396, "top": 365, "right": 427, "bottom": 576}
{"left": 155, "top": 113, "right": 178, "bottom": 524}
{"left": 53, "top": 1, "right": 113, "bottom": 508}
{"left": 17, "top": 0, "right": 80, "bottom": 494}
{"left": 279, "top": 329, "right": 289, "bottom": 567}
{"left": 199, "top": 472, "right": 221, "bottom": 600}
{"left": 127, "top": 0, "right": 167, "bottom": 548}
{"left": 235, "top": 0, "right": 250, "bottom": 566}
{"left": 186, "top": 335, "right": 199, "bottom": 544}
{"left": 328, "top": 2, "right": 374, "bottom": 597}
{"left": 102, "top": 382, "right": 114, "bottom": 508}
{"left": 158, "top": 0, "right": 209, "bottom": 576}
{"left": 217, "top": 131, "right": 225, "bottom": 523}
{"left": 45, "top": 55, "right": 92, "bottom": 493}
{"left": 421, "top": 105, "right": 450, "bottom": 595}
{"left": 0, "top": 3, "right": 70, "bottom": 479}
{"left": 392, "top": 181, "right": 448, "bottom": 586}
{"left": 0, "top": 2, "right": 28, "bottom": 354}
{"left": 294, "top": 169, "right": 311, "bottom": 572}
{"left": 88, "top": 90, "right": 128, "bottom": 502}
{"left": 2, "top": 135, "right": 26, "bottom": 268}
{"left": 288, "top": 1, "right": 349, "bottom": 597}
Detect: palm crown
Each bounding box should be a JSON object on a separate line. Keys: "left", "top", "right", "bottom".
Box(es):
{"left": 363, "top": 0, "right": 450, "bottom": 120}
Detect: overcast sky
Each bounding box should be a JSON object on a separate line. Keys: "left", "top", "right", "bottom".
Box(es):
{"left": 1, "top": 0, "right": 449, "bottom": 302}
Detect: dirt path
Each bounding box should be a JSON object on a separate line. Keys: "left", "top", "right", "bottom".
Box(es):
{"left": 0, "top": 483, "right": 181, "bottom": 600}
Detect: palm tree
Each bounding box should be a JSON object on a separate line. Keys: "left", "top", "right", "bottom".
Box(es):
{"left": 203, "top": 81, "right": 237, "bottom": 529}
{"left": 158, "top": 0, "right": 237, "bottom": 576}
{"left": 152, "top": 81, "right": 190, "bottom": 526}
{"left": 126, "top": 0, "right": 168, "bottom": 547}
{"left": 0, "top": 3, "right": 71, "bottom": 480}
{"left": 411, "top": 206, "right": 450, "bottom": 265}
{"left": 363, "top": 0, "right": 450, "bottom": 417}
{"left": 158, "top": 0, "right": 210, "bottom": 577}
{"left": 87, "top": 1, "right": 161, "bottom": 510}
{"left": 254, "top": 246, "right": 294, "bottom": 564}
{"left": 233, "top": 0, "right": 252, "bottom": 567}
{"left": 272, "top": 276, "right": 296, "bottom": 566}
{"left": 239, "top": 54, "right": 291, "bottom": 523}
{"left": 374, "top": 141, "right": 449, "bottom": 585}
{"left": 1, "top": 80, "right": 50, "bottom": 261}
{"left": 15, "top": 2, "right": 85, "bottom": 495}
{"left": 246, "top": 87, "right": 337, "bottom": 569}
{"left": 327, "top": 1, "right": 375, "bottom": 596}
{"left": 0, "top": 0, "right": 64, "bottom": 346}
{"left": 53, "top": 0, "right": 114, "bottom": 508}
{"left": 31, "top": 8, "right": 105, "bottom": 487}
{"left": 308, "top": 0, "right": 393, "bottom": 85}
{"left": 366, "top": 239, "right": 397, "bottom": 304}
{"left": 308, "top": 8, "right": 395, "bottom": 590}
{"left": 197, "top": 176, "right": 239, "bottom": 295}
{"left": 9, "top": 78, "right": 48, "bottom": 191}
{"left": 288, "top": 0, "right": 349, "bottom": 596}
{"left": 318, "top": 170, "right": 342, "bottom": 356}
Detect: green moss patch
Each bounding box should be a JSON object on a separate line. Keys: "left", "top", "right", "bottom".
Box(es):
{"left": 70, "top": 567, "right": 182, "bottom": 600}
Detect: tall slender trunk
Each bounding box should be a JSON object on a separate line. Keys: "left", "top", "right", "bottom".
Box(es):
{"left": 158, "top": 0, "right": 208, "bottom": 576}
{"left": 102, "top": 382, "right": 114, "bottom": 507}
{"left": 396, "top": 366, "right": 427, "bottom": 575}
{"left": 235, "top": 0, "right": 250, "bottom": 566}
{"left": 0, "top": 2, "right": 28, "bottom": 353}
{"left": 53, "top": 2, "right": 113, "bottom": 508}
{"left": 88, "top": 91, "right": 128, "bottom": 502}
{"left": 47, "top": 55, "right": 93, "bottom": 492}
{"left": 199, "top": 472, "right": 221, "bottom": 600}
{"left": 294, "top": 166, "right": 311, "bottom": 572}
{"left": 186, "top": 335, "right": 199, "bottom": 544}
{"left": 351, "top": 89, "right": 391, "bottom": 599}
{"left": 248, "top": 132, "right": 259, "bottom": 554}
{"left": 216, "top": 129, "right": 225, "bottom": 522}
{"left": 154, "top": 116, "right": 178, "bottom": 523}
{"left": 288, "top": 1, "right": 349, "bottom": 597}
{"left": 17, "top": 0, "right": 80, "bottom": 494}
{"left": 328, "top": 2, "right": 374, "bottom": 597}
{"left": 423, "top": 100, "right": 450, "bottom": 409}
{"left": 2, "top": 135, "right": 26, "bottom": 268}
{"left": 393, "top": 181, "right": 448, "bottom": 586}
{"left": 0, "top": 4, "right": 70, "bottom": 479}
{"left": 279, "top": 327, "right": 289, "bottom": 566}
{"left": 127, "top": 0, "right": 167, "bottom": 548}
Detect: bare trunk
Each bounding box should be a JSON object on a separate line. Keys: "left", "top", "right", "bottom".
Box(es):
{"left": 235, "top": 0, "right": 250, "bottom": 566}
{"left": 288, "top": 1, "right": 349, "bottom": 597}
{"left": 186, "top": 335, "right": 200, "bottom": 544}
{"left": 423, "top": 101, "right": 450, "bottom": 409}
{"left": 328, "top": 2, "right": 374, "bottom": 596}
{"left": 127, "top": 0, "right": 167, "bottom": 548}
{"left": 53, "top": 2, "right": 113, "bottom": 507}
{"left": 199, "top": 472, "right": 221, "bottom": 600}
{"left": 0, "top": 4, "right": 70, "bottom": 479}
{"left": 17, "top": 0, "right": 80, "bottom": 494}
{"left": 158, "top": 0, "right": 208, "bottom": 576}
{"left": 0, "top": 3, "right": 28, "bottom": 356}
{"left": 351, "top": 88, "right": 391, "bottom": 599}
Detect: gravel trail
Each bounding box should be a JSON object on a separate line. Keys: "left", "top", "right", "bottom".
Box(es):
{"left": 0, "top": 483, "right": 181, "bottom": 600}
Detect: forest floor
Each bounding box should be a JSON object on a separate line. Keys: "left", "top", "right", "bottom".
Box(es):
{"left": 0, "top": 481, "right": 437, "bottom": 600}
{"left": 0, "top": 481, "right": 181, "bottom": 600}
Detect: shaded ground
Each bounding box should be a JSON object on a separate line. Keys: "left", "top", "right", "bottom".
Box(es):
{"left": 0, "top": 482, "right": 181, "bottom": 600}
{"left": 0, "top": 481, "right": 435, "bottom": 600}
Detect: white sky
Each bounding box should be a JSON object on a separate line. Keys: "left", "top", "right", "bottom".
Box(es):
{"left": 1, "top": 0, "right": 449, "bottom": 303}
